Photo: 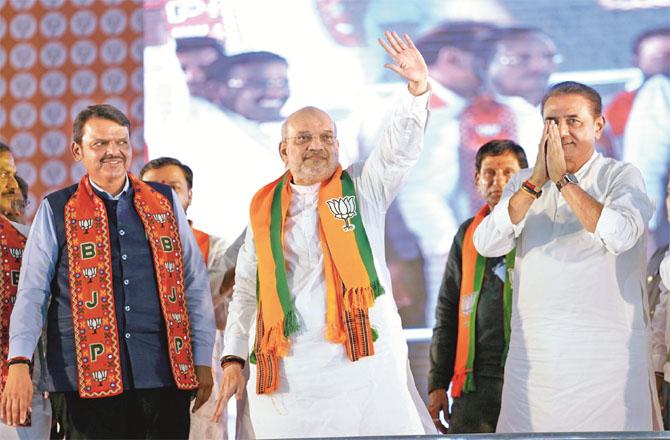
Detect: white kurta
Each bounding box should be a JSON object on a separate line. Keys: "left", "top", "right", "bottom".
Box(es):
{"left": 222, "top": 90, "right": 436, "bottom": 438}
{"left": 474, "top": 152, "right": 656, "bottom": 432}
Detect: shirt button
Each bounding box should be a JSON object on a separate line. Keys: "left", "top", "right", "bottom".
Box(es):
{"left": 119, "top": 229, "right": 126, "bottom": 236}
{"left": 125, "top": 333, "right": 130, "bottom": 339}
{"left": 124, "top": 305, "right": 130, "bottom": 312}
{"left": 123, "top": 279, "right": 129, "bottom": 286}
{"left": 121, "top": 254, "right": 128, "bottom": 261}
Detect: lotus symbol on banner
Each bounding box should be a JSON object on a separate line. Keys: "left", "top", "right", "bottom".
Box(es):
{"left": 92, "top": 370, "right": 107, "bottom": 386}
{"left": 9, "top": 248, "right": 23, "bottom": 260}
{"left": 326, "top": 196, "right": 357, "bottom": 232}
{"left": 82, "top": 267, "right": 97, "bottom": 283}
{"left": 79, "top": 218, "right": 93, "bottom": 233}
{"left": 86, "top": 317, "right": 102, "bottom": 334}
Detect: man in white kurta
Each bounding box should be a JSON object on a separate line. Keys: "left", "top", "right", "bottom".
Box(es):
{"left": 212, "top": 32, "right": 436, "bottom": 438}
{"left": 474, "top": 81, "right": 657, "bottom": 431}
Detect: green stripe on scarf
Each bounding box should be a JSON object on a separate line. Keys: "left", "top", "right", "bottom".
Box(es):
{"left": 270, "top": 174, "right": 299, "bottom": 337}
{"left": 340, "top": 171, "right": 384, "bottom": 299}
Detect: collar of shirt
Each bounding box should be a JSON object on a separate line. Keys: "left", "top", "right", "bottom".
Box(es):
{"left": 88, "top": 175, "right": 130, "bottom": 201}
{"left": 572, "top": 150, "right": 599, "bottom": 181}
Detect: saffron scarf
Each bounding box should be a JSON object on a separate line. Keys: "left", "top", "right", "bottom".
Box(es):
{"left": 451, "top": 204, "right": 515, "bottom": 397}
{"left": 0, "top": 216, "right": 26, "bottom": 394}
{"left": 191, "top": 227, "right": 210, "bottom": 265}
{"left": 64, "top": 174, "right": 198, "bottom": 398}
{"left": 249, "top": 165, "right": 383, "bottom": 394}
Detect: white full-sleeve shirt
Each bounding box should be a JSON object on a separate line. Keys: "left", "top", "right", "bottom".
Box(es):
{"left": 222, "top": 89, "right": 436, "bottom": 438}
{"left": 474, "top": 152, "right": 655, "bottom": 432}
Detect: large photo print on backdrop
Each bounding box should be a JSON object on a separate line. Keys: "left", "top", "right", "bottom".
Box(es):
{"left": 143, "top": 0, "right": 670, "bottom": 329}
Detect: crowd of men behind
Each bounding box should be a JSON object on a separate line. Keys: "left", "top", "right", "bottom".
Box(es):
{"left": 0, "top": 24, "right": 667, "bottom": 439}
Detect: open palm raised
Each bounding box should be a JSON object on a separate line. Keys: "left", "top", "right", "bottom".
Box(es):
{"left": 378, "top": 31, "right": 429, "bottom": 95}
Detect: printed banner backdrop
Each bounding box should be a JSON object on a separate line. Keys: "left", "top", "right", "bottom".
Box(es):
{"left": 0, "top": 0, "right": 144, "bottom": 218}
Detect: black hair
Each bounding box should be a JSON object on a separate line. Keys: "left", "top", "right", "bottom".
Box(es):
{"left": 541, "top": 81, "right": 602, "bottom": 117}
{"left": 415, "top": 21, "right": 498, "bottom": 66}
{"left": 204, "top": 51, "right": 287, "bottom": 83}
{"left": 72, "top": 104, "right": 131, "bottom": 144}
{"left": 475, "top": 139, "right": 528, "bottom": 172}
{"left": 139, "top": 157, "right": 194, "bottom": 190}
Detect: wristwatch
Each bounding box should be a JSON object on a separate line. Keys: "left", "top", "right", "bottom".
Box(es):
{"left": 555, "top": 173, "right": 578, "bottom": 192}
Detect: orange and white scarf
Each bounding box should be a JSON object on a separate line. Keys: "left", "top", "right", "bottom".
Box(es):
{"left": 249, "top": 166, "right": 383, "bottom": 394}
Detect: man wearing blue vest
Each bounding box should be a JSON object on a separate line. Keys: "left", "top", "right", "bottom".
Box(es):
{"left": 1, "top": 104, "right": 215, "bottom": 438}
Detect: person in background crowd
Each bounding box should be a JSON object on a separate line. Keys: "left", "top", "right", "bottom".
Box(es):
{"left": 622, "top": 73, "right": 670, "bottom": 251}
{"left": 474, "top": 81, "right": 657, "bottom": 431}
{"left": 650, "top": 176, "right": 670, "bottom": 429}
{"left": 176, "top": 36, "right": 227, "bottom": 99}
{"left": 204, "top": 51, "right": 290, "bottom": 123}
{"left": 140, "top": 156, "right": 248, "bottom": 440}
{"left": 1, "top": 105, "right": 215, "bottom": 438}
{"left": 0, "top": 142, "right": 51, "bottom": 439}
{"left": 211, "top": 32, "right": 436, "bottom": 438}
{"left": 428, "top": 140, "right": 527, "bottom": 434}
{"left": 604, "top": 27, "right": 670, "bottom": 159}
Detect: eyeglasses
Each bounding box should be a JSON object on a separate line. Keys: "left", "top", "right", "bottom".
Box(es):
{"left": 283, "top": 133, "right": 336, "bottom": 145}
{"left": 497, "top": 53, "right": 563, "bottom": 66}
{"left": 226, "top": 78, "right": 288, "bottom": 89}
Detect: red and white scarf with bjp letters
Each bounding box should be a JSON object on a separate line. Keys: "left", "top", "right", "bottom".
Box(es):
{"left": 64, "top": 174, "right": 198, "bottom": 398}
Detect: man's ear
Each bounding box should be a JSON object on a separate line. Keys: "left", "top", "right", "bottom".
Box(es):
{"left": 594, "top": 115, "right": 606, "bottom": 140}
{"left": 71, "top": 142, "right": 83, "bottom": 161}
{"left": 278, "top": 141, "right": 288, "bottom": 164}
{"left": 187, "top": 188, "right": 193, "bottom": 208}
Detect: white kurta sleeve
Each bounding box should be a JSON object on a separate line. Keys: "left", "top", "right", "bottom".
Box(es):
{"left": 473, "top": 171, "right": 528, "bottom": 257}
{"left": 593, "top": 163, "right": 654, "bottom": 255}
{"left": 661, "top": 250, "right": 670, "bottom": 291}
{"left": 221, "top": 226, "right": 258, "bottom": 360}
{"left": 354, "top": 89, "right": 430, "bottom": 210}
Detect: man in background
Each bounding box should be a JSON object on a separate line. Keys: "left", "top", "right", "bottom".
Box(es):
{"left": 175, "top": 36, "right": 227, "bottom": 99}
{"left": 428, "top": 140, "right": 527, "bottom": 433}
{"left": 604, "top": 27, "right": 670, "bottom": 159}
{"left": 0, "top": 142, "right": 51, "bottom": 439}
{"left": 141, "top": 156, "right": 243, "bottom": 439}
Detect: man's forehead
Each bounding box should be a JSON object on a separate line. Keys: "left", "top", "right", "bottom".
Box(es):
{"left": 82, "top": 118, "right": 129, "bottom": 136}
{"left": 543, "top": 94, "right": 592, "bottom": 116}
{"left": 0, "top": 152, "right": 16, "bottom": 169}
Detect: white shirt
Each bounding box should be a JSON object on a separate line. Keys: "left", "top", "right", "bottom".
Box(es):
{"left": 474, "top": 152, "right": 656, "bottom": 432}
{"left": 651, "top": 250, "right": 670, "bottom": 381}
{"left": 623, "top": 74, "right": 670, "bottom": 230}
{"left": 222, "top": 90, "right": 435, "bottom": 438}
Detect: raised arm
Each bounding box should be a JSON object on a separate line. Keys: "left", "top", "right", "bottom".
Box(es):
{"left": 355, "top": 32, "right": 431, "bottom": 210}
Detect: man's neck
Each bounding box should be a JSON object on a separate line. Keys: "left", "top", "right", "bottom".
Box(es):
{"left": 90, "top": 176, "right": 127, "bottom": 197}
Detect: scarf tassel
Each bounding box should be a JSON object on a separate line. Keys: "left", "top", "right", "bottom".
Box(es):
{"left": 451, "top": 369, "right": 476, "bottom": 398}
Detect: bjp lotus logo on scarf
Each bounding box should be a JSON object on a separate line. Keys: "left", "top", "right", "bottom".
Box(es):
{"left": 82, "top": 267, "right": 97, "bottom": 283}
{"left": 153, "top": 213, "right": 167, "bottom": 224}
{"left": 9, "top": 247, "right": 23, "bottom": 260}
{"left": 92, "top": 369, "right": 108, "bottom": 386}
{"left": 326, "top": 196, "right": 357, "bottom": 232}
{"left": 79, "top": 218, "right": 93, "bottom": 233}
{"left": 86, "top": 317, "right": 102, "bottom": 334}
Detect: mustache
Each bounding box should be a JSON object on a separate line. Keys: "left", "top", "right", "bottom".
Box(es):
{"left": 100, "top": 154, "right": 126, "bottom": 163}
{"left": 303, "top": 151, "right": 328, "bottom": 160}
